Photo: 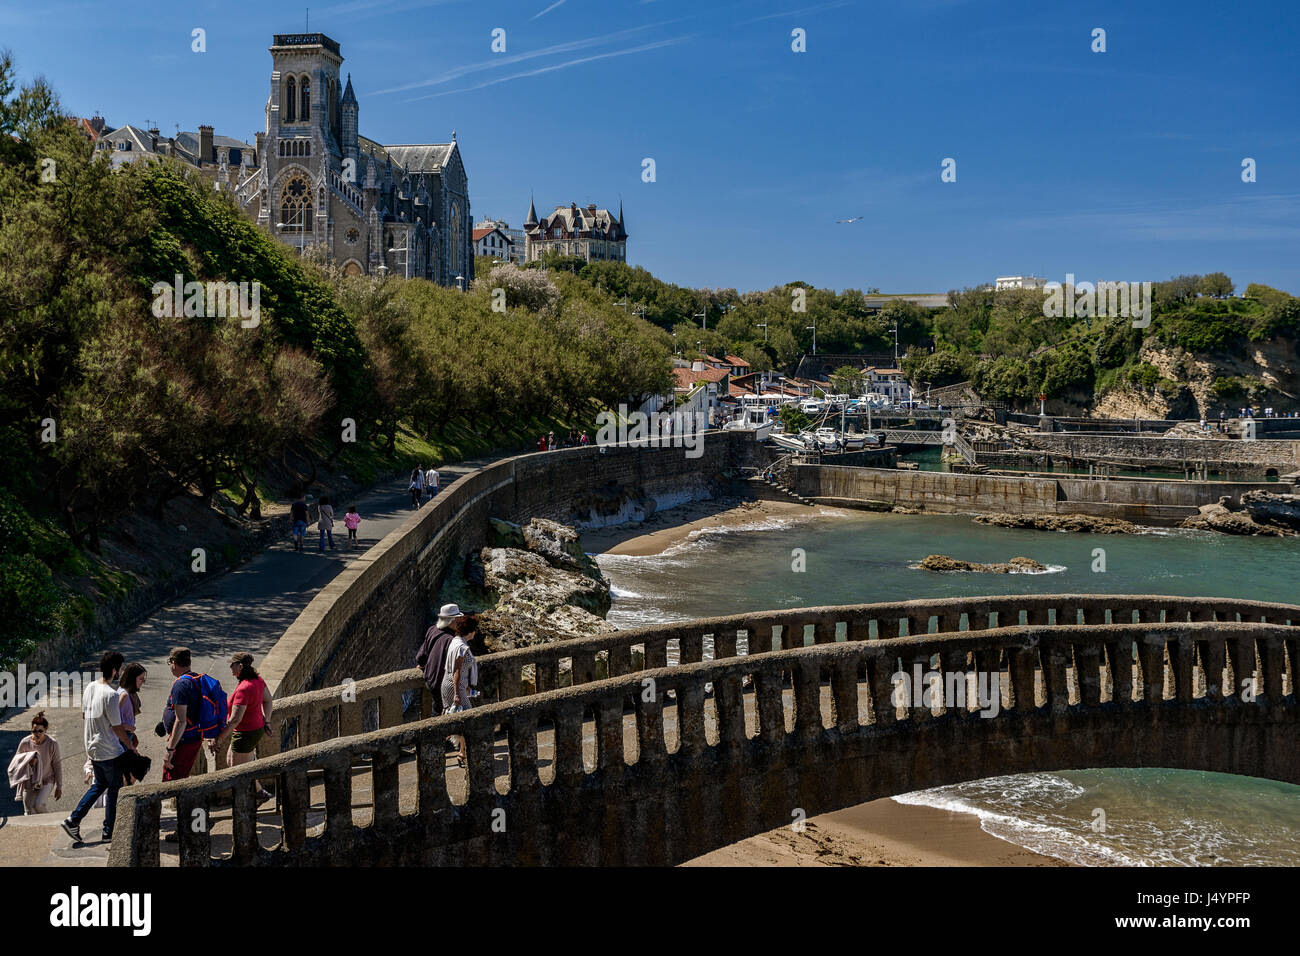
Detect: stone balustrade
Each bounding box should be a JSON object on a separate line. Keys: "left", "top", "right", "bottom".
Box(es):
{"left": 110, "top": 601, "right": 1299, "bottom": 867}
{"left": 259, "top": 594, "right": 1299, "bottom": 755}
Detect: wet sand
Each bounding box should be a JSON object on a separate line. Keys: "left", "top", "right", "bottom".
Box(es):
{"left": 586, "top": 494, "right": 1069, "bottom": 868}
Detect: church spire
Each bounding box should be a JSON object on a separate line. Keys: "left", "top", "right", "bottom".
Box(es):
{"left": 341, "top": 72, "right": 356, "bottom": 105}
{"left": 525, "top": 193, "right": 538, "bottom": 227}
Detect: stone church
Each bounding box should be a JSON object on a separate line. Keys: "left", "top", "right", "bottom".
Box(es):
{"left": 237, "top": 33, "right": 472, "bottom": 286}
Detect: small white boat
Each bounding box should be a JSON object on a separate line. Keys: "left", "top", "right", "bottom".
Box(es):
{"left": 722, "top": 405, "right": 773, "bottom": 440}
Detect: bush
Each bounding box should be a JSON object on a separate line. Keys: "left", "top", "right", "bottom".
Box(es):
{"left": 0, "top": 552, "right": 64, "bottom": 666}
{"left": 1127, "top": 363, "right": 1161, "bottom": 390}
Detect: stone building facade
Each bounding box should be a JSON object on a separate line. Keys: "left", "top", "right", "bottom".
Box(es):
{"left": 523, "top": 200, "right": 626, "bottom": 263}
{"left": 236, "top": 33, "right": 472, "bottom": 285}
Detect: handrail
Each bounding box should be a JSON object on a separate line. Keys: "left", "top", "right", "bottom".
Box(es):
{"left": 108, "top": 615, "right": 1299, "bottom": 866}
{"left": 260, "top": 594, "right": 1300, "bottom": 757}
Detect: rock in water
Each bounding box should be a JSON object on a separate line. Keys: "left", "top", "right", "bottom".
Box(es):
{"left": 521, "top": 517, "right": 602, "bottom": 578}
{"left": 1179, "top": 500, "right": 1287, "bottom": 536}
{"left": 973, "top": 513, "right": 1137, "bottom": 534}
{"left": 919, "top": 554, "right": 1046, "bottom": 573}
{"left": 1241, "top": 491, "right": 1300, "bottom": 532}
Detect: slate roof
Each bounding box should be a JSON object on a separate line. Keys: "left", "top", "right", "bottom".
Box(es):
{"left": 384, "top": 143, "right": 455, "bottom": 172}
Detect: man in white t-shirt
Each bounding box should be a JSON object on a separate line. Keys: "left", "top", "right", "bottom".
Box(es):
{"left": 425, "top": 466, "right": 440, "bottom": 501}
{"left": 62, "top": 651, "right": 136, "bottom": 844}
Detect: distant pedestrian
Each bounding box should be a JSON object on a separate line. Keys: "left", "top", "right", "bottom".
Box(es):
{"left": 62, "top": 651, "right": 134, "bottom": 844}
{"left": 289, "top": 494, "right": 309, "bottom": 551}
{"left": 580, "top": 431, "right": 589, "bottom": 446}
{"left": 344, "top": 505, "right": 361, "bottom": 548}
{"left": 8, "top": 711, "right": 62, "bottom": 815}
{"left": 547, "top": 431, "right": 556, "bottom": 451}
{"left": 215, "top": 654, "right": 273, "bottom": 802}
{"left": 409, "top": 466, "right": 424, "bottom": 508}
{"left": 318, "top": 496, "right": 335, "bottom": 551}
{"left": 538, "top": 435, "right": 548, "bottom": 452}
{"left": 568, "top": 429, "right": 578, "bottom": 447}
{"left": 161, "top": 647, "right": 225, "bottom": 782}
{"left": 425, "top": 465, "right": 440, "bottom": 500}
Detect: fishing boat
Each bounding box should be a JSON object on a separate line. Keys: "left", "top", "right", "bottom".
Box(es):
{"left": 722, "top": 405, "right": 773, "bottom": 440}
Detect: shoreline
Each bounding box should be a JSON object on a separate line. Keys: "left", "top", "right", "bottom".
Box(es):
{"left": 686, "top": 798, "right": 1071, "bottom": 867}
{"left": 583, "top": 495, "right": 842, "bottom": 558}
{"left": 587, "top": 494, "right": 1069, "bottom": 868}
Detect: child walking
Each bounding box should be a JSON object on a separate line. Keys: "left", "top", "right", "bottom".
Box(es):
{"left": 344, "top": 505, "right": 361, "bottom": 549}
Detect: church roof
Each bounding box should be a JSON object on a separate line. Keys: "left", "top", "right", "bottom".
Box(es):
{"left": 342, "top": 73, "right": 356, "bottom": 105}
{"left": 384, "top": 143, "right": 456, "bottom": 172}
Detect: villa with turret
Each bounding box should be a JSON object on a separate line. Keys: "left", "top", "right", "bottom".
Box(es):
{"left": 523, "top": 199, "right": 627, "bottom": 264}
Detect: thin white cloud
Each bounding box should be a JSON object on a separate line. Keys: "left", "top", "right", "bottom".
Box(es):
{"left": 405, "top": 36, "right": 695, "bottom": 100}
{"left": 373, "top": 19, "right": 688, "bottom": 94}
{"left": 531, "top": 0, "right": 567, "bottom": 19}
{"left": 739, "top": 0, "right": 853, "bottom": 25}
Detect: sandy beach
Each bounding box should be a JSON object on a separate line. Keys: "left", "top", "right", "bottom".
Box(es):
{"left": 586, "top": 493, "right": 1070, "bottom": 868}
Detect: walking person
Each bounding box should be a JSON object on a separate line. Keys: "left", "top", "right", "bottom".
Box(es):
{"left": 344, "top": 505, "right": 361, "bottom": 549}
{"left": 441, "top": 614, "right": 479, "bottom": 767}
{"left": 537, "top": 435, "right": 547, "bottom": 452}
{"left": 580, "top": 431, "right": 589, "bottom": 447}
{"left": 115, "top": 663, "right": 150, "bottom": 785}
{"left": 8, "top": 712, "right": 62, "bottom": 815}
{"left": 318, "top": 496, "right": 336, "bottom": 551}
{"left": 409, "top": 465, "right": 424, "bottom": 508}
{"left": 214, "top": 654, "right": 274, "bottom": 801}
{"left": 61, "top": 651, "right": 135, "bottom": 843}
{"left": 161, "top": 647, "right": 225, "bottom": 782}
{"left": 425, "top": 464, "right": 440, "bottom": 501}
{"left": 289, "top": 493, "right": 309, "bottom": 552}
{"left": 547, "top": 430, "right": 556, "bottom": 451}
{"left": 415, "top": 604, "right": 465, "bottom": 763}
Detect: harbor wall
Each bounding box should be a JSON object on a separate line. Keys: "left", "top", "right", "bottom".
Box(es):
{"left": 794, "top": 465, "right": 1284, "bottom": 523}
{"left": 1023, "top": 433, "right": 1300, "bottom": 472}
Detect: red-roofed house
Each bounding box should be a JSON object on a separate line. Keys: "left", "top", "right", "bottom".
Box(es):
{"left": 473, "top": 225, "right": 513, "bottom": 262}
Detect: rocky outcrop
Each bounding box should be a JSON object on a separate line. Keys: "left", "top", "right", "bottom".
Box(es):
{"left": 458, "top": 517, "right": 615, "bottom": 652}
{"left": 973, "top": 513, "right": 1138, "bottom": 534}
{"left": 919, "top": 554, "right": 1046, "bottom": 573}
{"left": 1180, "top": 495, "right": 1294, "bottom": 536}
{"left": 1241, "top": 491, "right": 1300, "bottom": 532}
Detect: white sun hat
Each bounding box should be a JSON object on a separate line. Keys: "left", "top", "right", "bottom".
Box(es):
{"left": 436, "top": 603, "right": 464, "bottom": 628}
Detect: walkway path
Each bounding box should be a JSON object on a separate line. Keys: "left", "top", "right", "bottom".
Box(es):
{"left": 0, "top": 454, "right": 501, "bottom": 865}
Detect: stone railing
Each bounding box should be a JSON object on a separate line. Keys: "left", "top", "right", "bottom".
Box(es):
{"left": 258, "top": 594, "right": 1300, "bottom": 756}
{"left": 108, "top": 608, "right": 1299, "bottom": 866}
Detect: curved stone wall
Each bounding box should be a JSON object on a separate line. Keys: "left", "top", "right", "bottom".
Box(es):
{"left": 260, "top": 433, "right": 765, "bottom": 697}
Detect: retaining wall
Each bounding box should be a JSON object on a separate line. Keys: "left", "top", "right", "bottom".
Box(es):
{"left": 795, "top": 465, "right": 1282, "bottom": 523}
{"left": 1026, "top": 433, "right": 1300, "bottom": 471}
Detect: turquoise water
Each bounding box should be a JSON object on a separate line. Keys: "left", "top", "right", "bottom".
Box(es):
{"left": 593, "top": 508, "right": 1300, "bottom": 866}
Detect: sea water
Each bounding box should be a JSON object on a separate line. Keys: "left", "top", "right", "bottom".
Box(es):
{"left": 594, "top": 508, "right": 1300, "bottom": 866}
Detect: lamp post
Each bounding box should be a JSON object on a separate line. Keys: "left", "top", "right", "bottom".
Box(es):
{"left": 807, "top": 321, "right": 817, "bottom": 355}
{"left": 455, "top": 274, "right": 465, "bottom": 292}
{"left": 387, "top": 245, "right": 411, "bottom": 280}
{"left": 694, "top": 310, "right": 706, "bottom": 331}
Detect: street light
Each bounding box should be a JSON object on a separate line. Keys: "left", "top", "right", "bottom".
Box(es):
{"left": 694, "top": 310, "right": 706, "bottom": 331}
{"left": 387, "top": 245, "right": 411, "bottom": 280}
{"left": 756, "top": 319, "right": 768, "bottom": 342}
{"left": 807, "top": 321, "right": 817, "bottom": 355}
{"left": 455, "top": 274, "right": 465, "bottom": 292}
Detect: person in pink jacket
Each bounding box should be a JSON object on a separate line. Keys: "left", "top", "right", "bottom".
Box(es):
{"left": 7, "top": 711, "right": 63, "bottom": 814}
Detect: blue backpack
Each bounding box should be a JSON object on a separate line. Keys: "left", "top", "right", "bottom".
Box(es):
{"left": 177, "top": 673, "right": 228, "bottom": 741}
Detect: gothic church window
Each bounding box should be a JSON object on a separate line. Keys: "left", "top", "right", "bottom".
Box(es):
{"left": 280, "top": 173, "right": 313, "bottom": 231}
{"left": 286, "top": 76, "right": 297, "bottom": 123}
{"left": 300, "top": 77, "right": 311, "bottom": 122}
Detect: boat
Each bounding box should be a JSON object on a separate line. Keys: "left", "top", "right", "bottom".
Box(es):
{"left": 722, "top": 405, "right": 773, "bottom": 440}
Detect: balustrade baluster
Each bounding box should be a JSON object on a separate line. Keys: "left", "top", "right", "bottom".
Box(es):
{"left": 812, "top": 620, "right": 834, "bottom": 645}
{"left": 536, "top": 658, "right": 559, "bottom": 693}
{"left": 1009, "top": 645, "right": 1038, "bottom": 712}
{"left": 715, "top": 629, "right": 738, "bottom": 660}
{"left": 372, "top": 742, "right": 401, "bottom": 827}
{"left": 646, "top": 637, "right": 668, "bottom": 669}
{"left": 1200, "top": 638, "right": 1226, "bottom": 703}
{"left": 554, "top": 703, "right": 587, "bottom": 782}
{"left": 1261, "top": 637, "right": 1284, "bottom": 701}
{"left": 847, "top": 618, "right": 870, "bottom": 642}
{"left": 829, "top": 659, "right": 860, "bottom": 732}
{"left": 1075, "top": 643, "right": 1103, "bottom": 706}
{"left": 679, "top": 682, "right": 708, "bottom": 755}
{"left": 508, "top": 713, "right": 541, "bottom": 790}
{"left": 868, "top": 655, "right": 898, "bottom": 724}
{"left": 681, "top": 630, "right": 704, "bottom": 664}
{"left": 754, "top": 669, "right": 786, "bottom": 742}
{"left": 608, "top": 642, "right": 632, "bottom": 675}
{"left": 938, "top": 647, "right": 968, "bottom": 717}
{"left": 572, "top": 649, "right": 597, "bottom": 686}
{"left": 281, "top": 768, "right": 311, "bottom": 851}
{"left": 1104, "top": 638, "right": 1132, "bottom": 704}
{"left": 231, "top": 781, "right": 259, "bottom": 865}
{"left": 323, "top": 756, "right": 353, "bottom": 840}
{"left": 715, "top": 674, "right": 748, "bottom": 744}
{"left": 416, "top": 737, "right": 449, "bottom": 814}
{"left": 176, "top": 790, "right": 211, "bottom": 867}
{"left": 595, "top": 698, "right": 626, "bottom": 774}
{"left": 1229, "top": 636, "right": 1257, "bottom": 701}
{"left": 1137, "top": 639, "right": 1164, "bottom": 703}
{"left": 792, "top": 659, "right": 822, "bottom": 733}
{"left": 1042, "top": 641, "right": 1071, "bottom": 714}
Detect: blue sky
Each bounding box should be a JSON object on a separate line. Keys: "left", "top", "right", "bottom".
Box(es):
{"left": 4, "top": 0, "right": 1298, "bottom": 294}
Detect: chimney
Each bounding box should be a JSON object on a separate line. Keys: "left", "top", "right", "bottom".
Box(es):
{"left": 198, "top": 125, "right": 214, "bottom": 164}
{"left": 148, "top": 127, "right": 159, "bottom": 152}
{"left": 587, "top": 203, "right": 596, "bottom": 213}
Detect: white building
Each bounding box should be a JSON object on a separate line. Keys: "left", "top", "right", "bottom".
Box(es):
{"left": 472, "top": 225, "right": 514, "bottom": 262}
{"left": 995, "top": 275, "right": 1047, "bottom": 290}
{"left": 865, "top": 367, "right": 914, "bottom": 406}
{"left": 476, "top": 217, "right": 525, "bottom": 264}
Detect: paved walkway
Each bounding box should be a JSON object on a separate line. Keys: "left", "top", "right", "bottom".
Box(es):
{"left": 0, "top": 455, "right": 500, "bottom": 865}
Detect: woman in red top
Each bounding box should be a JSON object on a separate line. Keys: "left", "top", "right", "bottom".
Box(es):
{"left": 215, "top": 654, "right": 274, "bottom": 801}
